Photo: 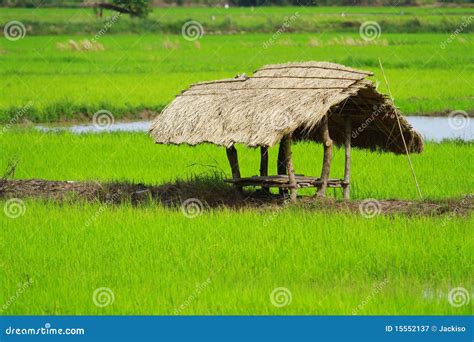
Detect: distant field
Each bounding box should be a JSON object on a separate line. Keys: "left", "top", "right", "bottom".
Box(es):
{"left": 1, "top": 7, "right": 473, "bottom": 35}
{"left": 1, "top": 33, "right": 472, "bottom": 122}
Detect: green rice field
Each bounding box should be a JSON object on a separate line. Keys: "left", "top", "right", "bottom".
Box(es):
{"left": 0, "top": 7, "right": 473, "bottom": 122}
{"left": 0, "top": 6, "right": 473, "bottom": 316}
{"left": 1, "top": 131, "right": 473, "bottom": 315}
{"left": 1, "top": 130, "right": 473, "bottom": 200}
{"left": 1, "top": 199, "right": 472, "bottom": 315}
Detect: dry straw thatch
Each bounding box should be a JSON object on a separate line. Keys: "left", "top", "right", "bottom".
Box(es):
{"left": 149, "top": 61, "right": 423, "bottom": 154}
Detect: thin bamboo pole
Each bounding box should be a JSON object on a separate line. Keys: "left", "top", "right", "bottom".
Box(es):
{"left": 317, "top": 115, "right": 333, "bottom": 197}
{"left": 281, "top": 135, "right": 297, "bottom": 202}
{"left": 260, "top": 146, "right": 270, "bottom": 194}
{"left": 277, "top": 140, "right": 288, "bottom": 196}
{"left": 343, "top": 116, "right": 351, "bottom": 199}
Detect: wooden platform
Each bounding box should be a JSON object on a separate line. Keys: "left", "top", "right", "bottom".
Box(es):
{"left": 224, "top": 175, "right": 346, "bottom": 189}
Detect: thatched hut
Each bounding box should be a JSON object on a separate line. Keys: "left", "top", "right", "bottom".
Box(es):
{"left": 149, "top": 61, "right": 423, "bottom": 201}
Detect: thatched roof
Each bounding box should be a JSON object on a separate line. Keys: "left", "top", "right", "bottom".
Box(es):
{"left": 149, "top": 62, "right": 423, "bottom": 154}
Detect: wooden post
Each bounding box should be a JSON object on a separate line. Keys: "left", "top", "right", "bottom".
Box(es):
{"left": 317, "top": 115, "right": 333, "bottom": 197}
{"left": 226, "top": 145, "right": 242, "bottom": 193}
{"left": 260, "top": 146, "right": 269, "bottom": 194}
{"left": 277, "top": 139, "right": 288, "bottom": 196}
{"left": 281, "top": 135, "right": 297, "bottom": 202}
{"left": 343, "top": 116, "right": 351, "bottom": 199}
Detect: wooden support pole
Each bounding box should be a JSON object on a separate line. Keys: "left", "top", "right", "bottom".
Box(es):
{"left": 281, "top": 135, "right": 297, "bottom": 202}
{"left": 277, "top": 139, "right": 288, "bottom": 196}
{"left": 226, "top": 145, "right": 242, "bottom": 193}
{"left": 317, "top": 115, "right": 333, "bottom": 197}
{"left": 343, "top": 116, "right": 351, "bottom": 200}
{"left": 260, "top": 146, "right": 270, "bottom": 194}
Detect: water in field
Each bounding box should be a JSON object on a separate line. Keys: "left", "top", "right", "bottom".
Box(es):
{"left": 36, "top": 116, "right": 473, "bottom": 142}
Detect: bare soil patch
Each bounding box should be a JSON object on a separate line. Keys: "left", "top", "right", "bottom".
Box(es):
{"left": 1, "top": 179, "right": 472, "bottom": 216}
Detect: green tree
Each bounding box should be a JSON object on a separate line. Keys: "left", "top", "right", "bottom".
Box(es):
{"left": 111, "top": 0, "right": 151, "bottom": 18}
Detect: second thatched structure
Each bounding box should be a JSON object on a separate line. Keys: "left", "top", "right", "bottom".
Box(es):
{"left": 149, "top": 61, "right": 423, "bottom": 200}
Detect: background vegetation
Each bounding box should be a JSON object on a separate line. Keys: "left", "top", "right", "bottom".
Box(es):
{"left": 1, "top": 0, "right": 472, "bottom": 7}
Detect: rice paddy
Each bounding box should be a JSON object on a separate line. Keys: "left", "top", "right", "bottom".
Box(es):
{"left": 1, "top": 199, "right": 472, "bottom": 315}
{"left": 0, "top": 24, "right": 473, "bottom": 122}
{"left": 0, "top": 6, "right": 473, "bottom": 316}
{"left": 1, "top": 130, "right": 472, "bottom": 200}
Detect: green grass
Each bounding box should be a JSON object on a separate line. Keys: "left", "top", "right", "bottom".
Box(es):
{"left": 1, "top": 33, "right": 473, "bottom": 123}
{"left": 1, "top": 198, "right": 472, "bottom": 315}
{"left": 1, "top": 130, "right": 473, "bottom": 199}
{"left": 1, "top": 131, "right": 472, "bottom": 315}
{"left": 1, "top": 7, "right": 474, "bottom": 35}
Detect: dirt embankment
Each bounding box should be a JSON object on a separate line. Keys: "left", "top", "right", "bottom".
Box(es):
{"left": 1, "top": 179, "right": 472, "bottom": 217}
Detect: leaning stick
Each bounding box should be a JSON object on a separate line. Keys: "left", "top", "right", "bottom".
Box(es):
{"left": 378, "top": 58, "right": 423, "bottom": 200}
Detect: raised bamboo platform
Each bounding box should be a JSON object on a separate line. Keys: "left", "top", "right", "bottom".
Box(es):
{"left": 224, "top": 175, "right": 346, "bottom": 189}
